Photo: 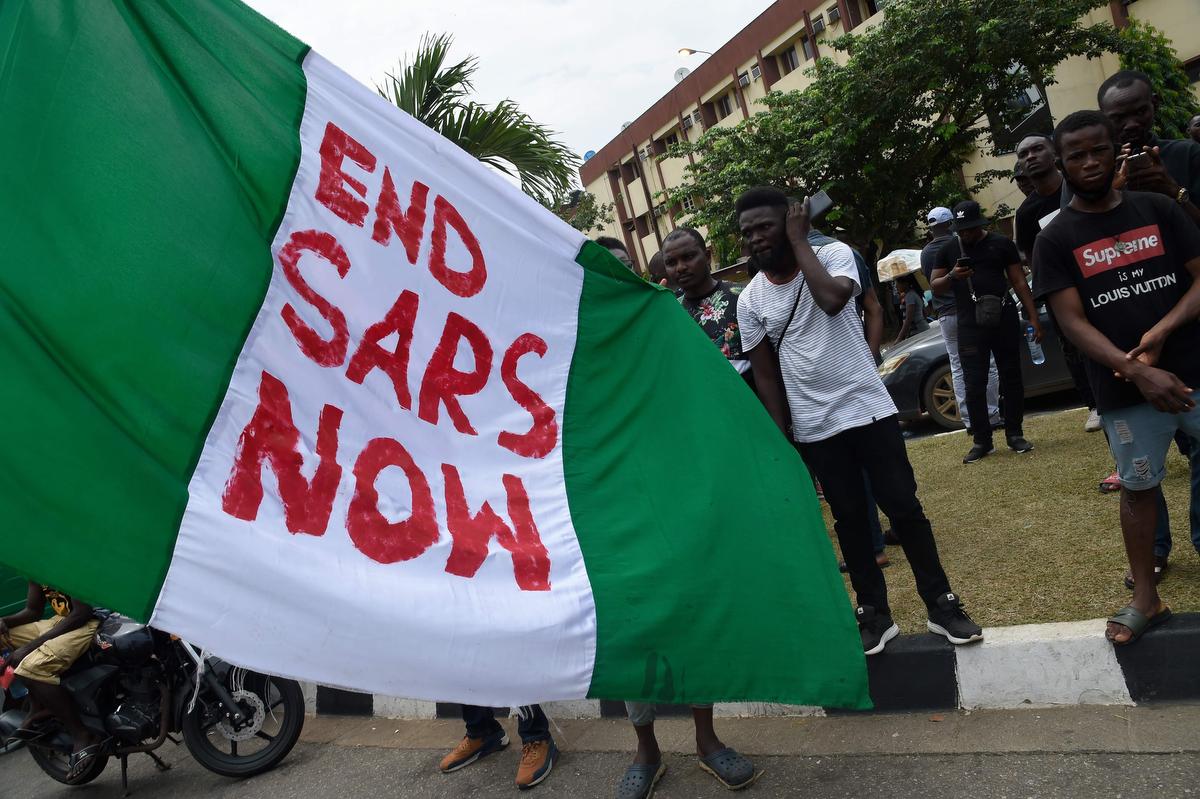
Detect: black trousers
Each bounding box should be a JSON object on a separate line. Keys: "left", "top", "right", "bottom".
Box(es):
{"left": 959, "top": 307, "right": 1024, "bottom": 446}
{"left": 462, "top": 704, "right": 549, "bottom": 743}
{"left": 797, "top": 416, "right": 952, "bottom": 615}
{"left": 1049, "top": 312, "right": 1096, "bottom": 410}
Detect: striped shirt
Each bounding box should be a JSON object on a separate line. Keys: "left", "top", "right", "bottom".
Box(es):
{"left": 737, "top": 240, "right": 897, "bottom": 443}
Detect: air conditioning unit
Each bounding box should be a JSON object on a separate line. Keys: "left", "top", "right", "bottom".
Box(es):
{"left": 681, "top": 115, "right": 694, "bottom": 129}
{"left": 653, "top": 205, "right": 667, "bottom": 218}
{"left": 812, "top": 15, "right": 825, "bottom": 34}
{"left": 692, "top": 110, "right": 703, "bottom": 123}
{"left": 751, "top": 64, "right": 762, "bottom": 80}
{"left": 738, "top": 72, "right": 750, "bottom": 87}
{"left": 827, "top": 5, "right": 840, "bottom": 23}
{"left": 639, "top": 148, "right": 649, "bottom": 160}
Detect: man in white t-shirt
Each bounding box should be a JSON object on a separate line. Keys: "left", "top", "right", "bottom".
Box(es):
{"left": 734, "top": 186, "right": 982, "bottom": 655}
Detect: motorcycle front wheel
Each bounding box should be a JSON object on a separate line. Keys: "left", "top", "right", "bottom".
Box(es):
{"left": 181, "top": 669, "right": 304, "bottom": 778}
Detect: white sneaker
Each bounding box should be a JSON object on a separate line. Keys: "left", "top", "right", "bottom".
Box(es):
{"left": 1085, "top": 409, "right": 1101, "bottom": 433}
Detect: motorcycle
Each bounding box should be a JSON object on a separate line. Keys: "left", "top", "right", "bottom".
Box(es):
{"left": 0, "top": 614, "right": 305, "bottom": 792}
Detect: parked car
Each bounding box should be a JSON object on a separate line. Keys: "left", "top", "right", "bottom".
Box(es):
{"left": 878, "top": 303, "right": 1076, "bottom": 430}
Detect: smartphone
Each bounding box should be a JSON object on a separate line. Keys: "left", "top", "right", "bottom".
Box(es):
{"left": 1125, "top": 151, "right": 1151, "bottom": 171}
{"left": 808, "top": 189, "right": 834, "bottom": 220}
{"left": 955, "top": 256, "right": 974, "bottom": 268}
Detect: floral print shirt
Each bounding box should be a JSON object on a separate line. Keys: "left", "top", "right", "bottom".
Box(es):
{"left": 679, "top": 280, "right": 750, "bottom": 374}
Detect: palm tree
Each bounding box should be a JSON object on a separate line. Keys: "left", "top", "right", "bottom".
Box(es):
{"left": 378, "top": 33, "right": 579, "bottom": 206}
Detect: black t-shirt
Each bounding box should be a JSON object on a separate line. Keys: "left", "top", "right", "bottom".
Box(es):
{"left": 1015, "top": 187, "right": 1062, "bottom": 264}
{"left": 1150, "top": 136, "right": 1200, "bottom": 202}
{"left": 934, "top": 232, "right": 1020, "bottom": 324}
{"left": 1032, "top": 191, "right": 1200, "bottom": 412}
{"left": 921, "top": 235, "right": 955, "bottom": 317}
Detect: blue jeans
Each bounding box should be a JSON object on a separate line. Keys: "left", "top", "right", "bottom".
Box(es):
{"left": 1153, "top": 432, "right": 1200, "bottom": 558}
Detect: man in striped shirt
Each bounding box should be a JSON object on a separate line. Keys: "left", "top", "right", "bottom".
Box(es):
{"left": 735, "top": 186, "right": 982, "bottom": 655}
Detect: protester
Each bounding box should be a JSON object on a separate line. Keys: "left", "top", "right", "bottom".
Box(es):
{"left": 662, "top": 227, "right": 752, "bottom": 387}
{"left": 1014, "top": 133, "right": 1102, "bottom": 433}
{"left": 1099, "top": 70, "right": 1200, "bottom": 581}
{"left": 892, "top": 274, "right": 929, "bottom": 342}
{"left": 1032, "top": 110, "right": 1200, "bottom": 645}
{"left": 1097, "top": 70, "right": 1200, "bottom": 227}
{"left": 596, "top": 235, "right": 637, "bottom": 272}
{"left": 1, "top": 582, "right": 103, "bottom": 779}
{"left": 646, "top": 250, "right": 675, "bottom": 290}
{"left": 1190, "top": 114, "right": 1200, "bottom": 146}
{"left": 736, "top": 186, "right": 982, "bottom": 655}
{"left": 931, "top": 201, "right": 1042, "bottom": 463}
{"left": 617, "top": 704, "right": 757, "bottom": 797}
{"left": 441, "top": 704, "right": 559, "bottom": 790}
{"left": 921, "top": 206, "right": 1000, "bottom": 435}
{"left": 1013, "top": 161, "right": 1035, "bottom": 197}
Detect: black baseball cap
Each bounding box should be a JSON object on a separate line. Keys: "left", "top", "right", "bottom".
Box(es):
{"left": 950, "top": 200, "right": 989, "bottom": 232}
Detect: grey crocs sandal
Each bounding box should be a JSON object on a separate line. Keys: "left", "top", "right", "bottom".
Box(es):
{"left": 698, "top": 747, "right": 760, "bottom": 790}
{"left": 616, "top": 762, "right": 666, "bottom": 799}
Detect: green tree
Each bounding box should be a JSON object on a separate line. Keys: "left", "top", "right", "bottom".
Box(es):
{"left": 545, "top": 189, "right": 616, "bottom": 233}
{"left": 378, "top": 33, "right": 579, "bottom": 205}
{"left": 1115, "top": 20, "right": 1200, "bottom": 140}
{"left": 663, "top": 0, "right": 1120, "bottom": 264}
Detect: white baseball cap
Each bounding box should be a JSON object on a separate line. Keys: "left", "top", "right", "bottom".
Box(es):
{"left": 926, "top": 207, "right": 953, "bottom": 225}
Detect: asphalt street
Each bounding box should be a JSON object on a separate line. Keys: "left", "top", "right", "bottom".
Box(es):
{"left": 6, "top": 705, "right": 1200, "bottom": 799}
{"left": 6, "top": 742, "right": 1200, "bottom": 799}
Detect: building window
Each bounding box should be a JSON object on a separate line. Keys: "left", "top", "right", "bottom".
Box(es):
{"left": 738, "top": 71, "right": 750, "bottom": 87}
{"left": 781, "top": 46, "right": 800, "bottom": 75}
{"left": 987, "top": 74, "right": 1051, "bottom": 154}
{"left": 681, "top": 196, "right": 696, "bottom": 213}
{"left": 801, "top": 36, "right": 815, "bottom": 61}
{"left": 716, "top": 94, "right": 734, "bottom": 119}
{"left": 751, "top": 63, "right": 762, "bottom": 80}
{"left": 663, "top": 132, "right": 680, "bottom": 149}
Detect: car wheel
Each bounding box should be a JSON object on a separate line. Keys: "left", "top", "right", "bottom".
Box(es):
{"left": 922, "top": 363, "right": 964, "bottom": 430}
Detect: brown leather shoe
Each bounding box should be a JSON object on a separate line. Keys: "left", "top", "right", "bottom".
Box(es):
{"left": 515, "top": 739, "right": 558, "bottom": 790}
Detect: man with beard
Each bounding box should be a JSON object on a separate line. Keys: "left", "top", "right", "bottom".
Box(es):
{"left": 1013, "top": 161, "right": 1035, "bottom": 198}
{"left": 735, "top": 186, "right": 982, "bottom": 655}
{"left": 1033, "top": 110, "right": 1200, "bottom": 645}
{"left": 1014, "top": 133, "right": 1101, "bottom": 433}
{"left": 1098, "top": 70, "right": 1200, "bottom": 228}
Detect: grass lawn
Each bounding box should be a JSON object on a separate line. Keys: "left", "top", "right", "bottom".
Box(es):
{"left": 824, "top": 406, "right": 1198, "bottom": 633}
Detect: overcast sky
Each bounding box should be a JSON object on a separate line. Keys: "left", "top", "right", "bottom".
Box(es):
{"left": 245, "top": 0, "right": 773, "bottom": 168}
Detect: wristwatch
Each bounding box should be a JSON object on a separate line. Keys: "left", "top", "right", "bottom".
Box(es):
{"left": 1179, "top": 187, "right": 1192, "bottom": 205}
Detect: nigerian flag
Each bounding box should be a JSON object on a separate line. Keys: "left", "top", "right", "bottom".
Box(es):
{"left": 0, "top": 0, "right": 868, "bottom": 709}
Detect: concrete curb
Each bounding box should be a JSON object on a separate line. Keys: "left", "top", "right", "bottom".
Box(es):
{"left": 303, "top": 613, "right": 1200, "bottom": 719}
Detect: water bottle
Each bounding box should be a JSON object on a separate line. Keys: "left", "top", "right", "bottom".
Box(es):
{"left": 1025, "top": 322, "right": 1045, "bottom": 365}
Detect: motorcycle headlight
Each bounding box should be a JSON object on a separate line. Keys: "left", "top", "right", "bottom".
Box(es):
{"left": 878, "top": 353, "right": 909, "bottom": 377}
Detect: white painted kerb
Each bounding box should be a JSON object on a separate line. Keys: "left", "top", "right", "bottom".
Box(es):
{"left": 955, "top": 618, "right": 1133, "bottom": 709}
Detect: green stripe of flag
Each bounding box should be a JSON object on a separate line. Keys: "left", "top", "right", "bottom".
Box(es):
{"left": 0, "top": 0, "right": 308, "bottom": 619}
{"left": 567, "top": 242, "right": 870, "bottom": 708}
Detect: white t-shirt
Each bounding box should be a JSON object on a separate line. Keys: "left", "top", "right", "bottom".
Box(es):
{"left": 737, "top": 240, "right": 897, "bottom": 443}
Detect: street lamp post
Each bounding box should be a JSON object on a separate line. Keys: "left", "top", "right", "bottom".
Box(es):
{"left": 678, "top": 48, "right": 713, "bottom": 56}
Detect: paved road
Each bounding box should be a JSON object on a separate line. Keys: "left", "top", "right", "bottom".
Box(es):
{"left": 6, "top": 735, "right": 1200, "bottom": 799}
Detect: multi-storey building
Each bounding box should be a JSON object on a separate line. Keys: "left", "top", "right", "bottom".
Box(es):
{"left": 579, "top": 0, "right": 1200, "bottom": 272}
